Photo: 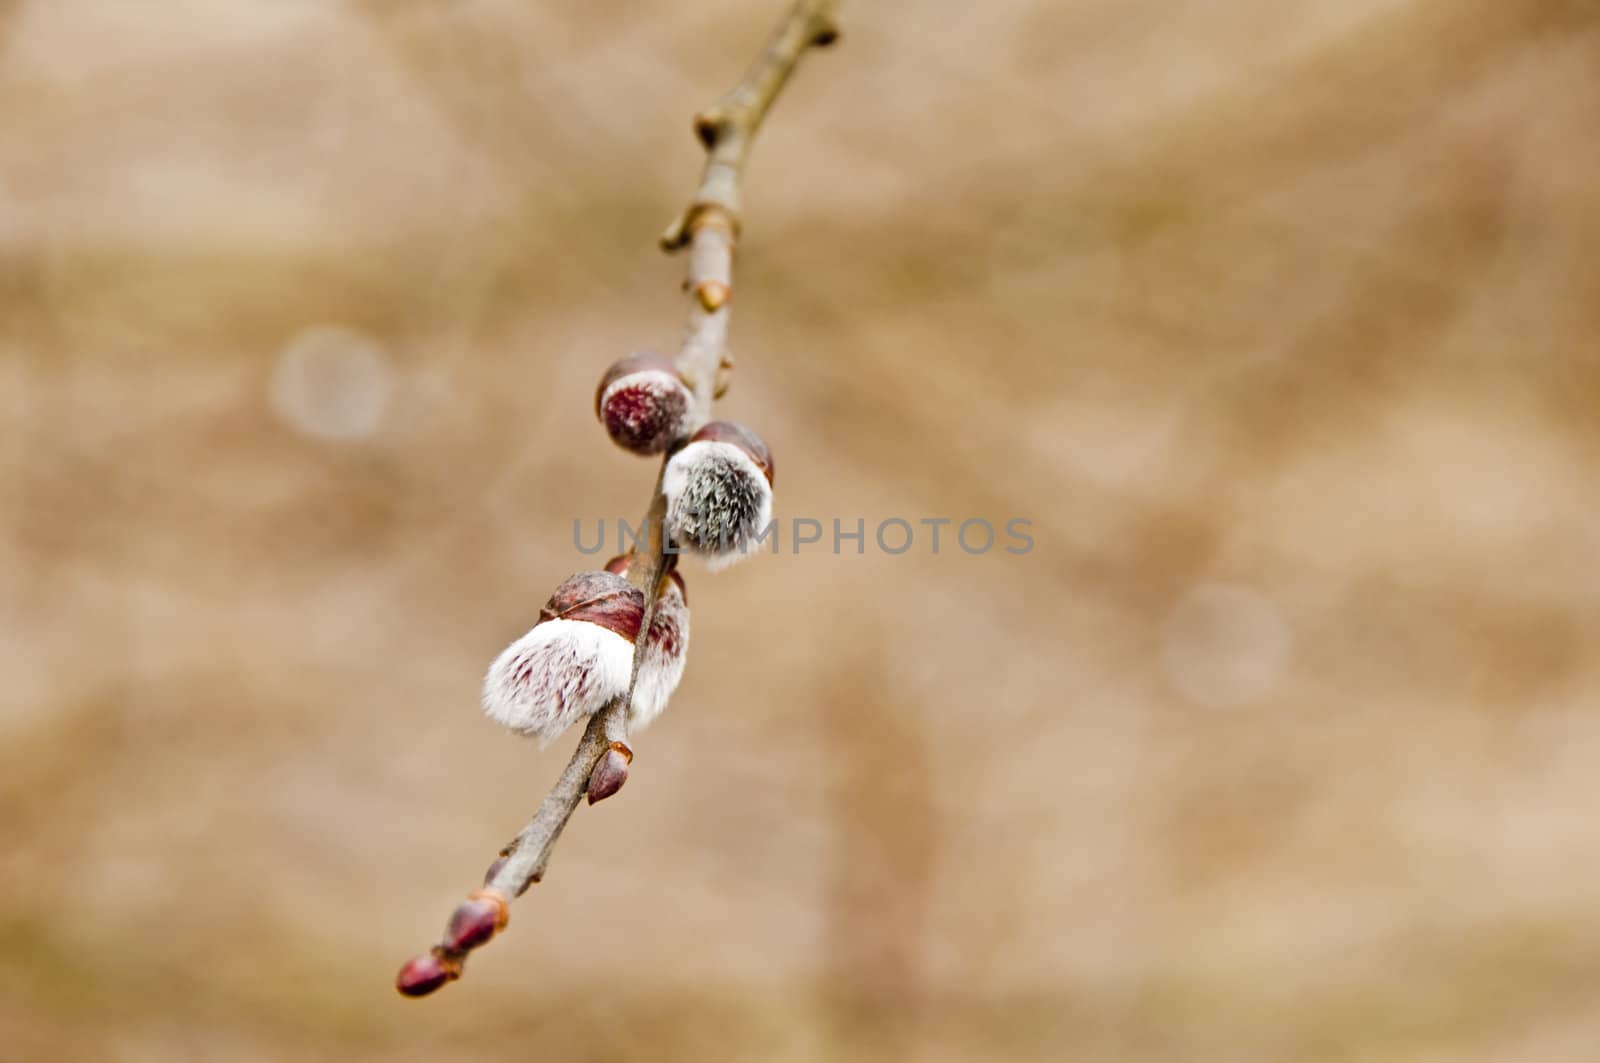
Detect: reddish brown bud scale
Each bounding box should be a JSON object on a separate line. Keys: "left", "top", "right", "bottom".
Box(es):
{"left": 689, "top": 420, "right": 774, "bottom": 486}
{"left": 444, "top": 904, "right": 496, "bottom": 952}
{"left": 396, "top": 949, "right": 461, "bottom": 997}
{"left": 536, "top": 570, "right": 647, "bottom": 643}
{"left": 587, "top": 744, "right": 631, "bottom": 805}
{"left": 604, "top": 553, "right": 689, "bottom": 605}
{"left": 471, "top": 888, "right": 512, "bottom": 930}
{"left": 444, "top": 890, "right": 510, "bottom": 952}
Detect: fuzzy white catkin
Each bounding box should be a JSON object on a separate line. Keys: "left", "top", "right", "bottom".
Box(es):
{"left": 482, "top": 619, "right": 634, "bottom": 746}
{"left": 481, "top": 580, "right": 691, "bottom": 742}
{"left": 662, "top": 440, "right": 774, "bottom": 569}
{"left": 629, "top": 581, "right": 690, "bottom": 730}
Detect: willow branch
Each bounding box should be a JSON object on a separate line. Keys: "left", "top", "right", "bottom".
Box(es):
{"left": 396, "top": 0, "right": 839, "bottom": 998}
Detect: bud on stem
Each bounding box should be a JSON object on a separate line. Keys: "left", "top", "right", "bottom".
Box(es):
{"left": 396, "top": 948, "right": 462, "bottom": 997}
{"left": 694, "top": 280, "right": 731, "bottom": 312}
{"left": 595, "top": 352, "right": 694, "bottom": 455}
{"left": 444, "top": 889, "right": 511, "bottom": 952}
{"left": 395, "top": 889, "right": 511, "bottom": 998}
{"left": 482, "top": 570, "right": 646, "bottom": 745}
{"left": 587, "top": 741, "right": 634, "bottom": 804}
{"left": 601, "top": 555, "right": 691, "bottom": 729}
{"left": 662, "top": 421, "right": 775, "bottom": 568}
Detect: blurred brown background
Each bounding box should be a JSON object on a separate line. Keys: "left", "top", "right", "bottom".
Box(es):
{"left": 4, "top": 1, "right": 1600, "bottom": 1060}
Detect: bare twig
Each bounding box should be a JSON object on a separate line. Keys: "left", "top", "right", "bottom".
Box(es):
{"left": 397, "top": 0, "right": 840, "bottom": 997}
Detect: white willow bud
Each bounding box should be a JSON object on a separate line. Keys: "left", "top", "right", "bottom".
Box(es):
{"left": 662, "top": 421, "right": 774, "bottom": 569}
{"left": 603, "top": 555, "right": 690, "bottom": 730}
{"left": 481, "top": 570, "right": 643, "bottom": 745}
{"left": 483, "top": 561, "right": 692, "bottom": 744}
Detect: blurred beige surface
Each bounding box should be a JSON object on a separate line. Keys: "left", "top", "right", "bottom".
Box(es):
{"left": 4, "top": 1, "right": 1600, "bottom": 1059}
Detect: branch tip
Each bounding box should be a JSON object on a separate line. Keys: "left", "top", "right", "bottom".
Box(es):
{"left": 396, "top": 949, "right": 462, "bottom": 998}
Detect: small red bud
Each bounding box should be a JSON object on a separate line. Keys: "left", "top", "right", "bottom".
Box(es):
{"left": 443, "top": 895, "right": 504, "bottom": 952}
{"left": 587, "top": 742, "right": 632, "bottom": 804}
{"left": 596, "top": 352, "right": 693, "bottom": 455}
{"left": 443, "top": 889, "right": 510, "bottom": 952}
{"left": 396, "top": 949, "right": 460, "bottom": 997}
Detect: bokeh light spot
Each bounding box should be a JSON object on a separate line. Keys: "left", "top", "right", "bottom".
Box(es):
{"left": 270, "top": 324, "right": 394, "bottom": 441}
